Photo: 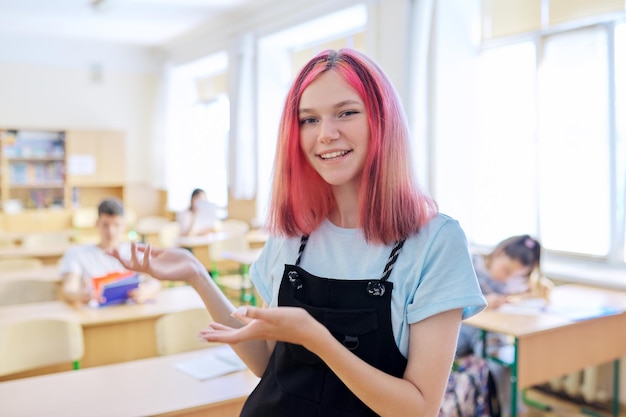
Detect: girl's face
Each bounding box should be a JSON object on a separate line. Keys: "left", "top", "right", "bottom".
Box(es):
{"left": 191, "top": 192, "right": 207, "bottom": 210}
{"left": 298, "top": 70, "right": 370, "bottom": 190}
{"left": 488, "top": 253, "right": 532, "bottom": 282}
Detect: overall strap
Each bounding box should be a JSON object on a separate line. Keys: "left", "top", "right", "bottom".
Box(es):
{"left": 380, "top": 239, "right": 406, "bottom": 282}
{"left": 295, "top": 235, "right": 309, "bottom": 266}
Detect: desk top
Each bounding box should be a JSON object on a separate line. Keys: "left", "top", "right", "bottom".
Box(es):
{"left": 0, "top": 345, "right": 259, "bottom": 417}
{"left": 221, "top": 248, "right": 263, "bottom": 266}
{"left": 0, "top": 244, "right": 71, "bottom": 259}
{"left": 0, "top": 285, "right": 205, "bottom": 327}
{"left": 0, "top": 265, "right": 60, "bottom": 282}
{"left": 465, "top": 284, "right": 626, "bottom": 337}
{"left": 177, "top": 232, "right": 232, "bottom": 248}
{"left": 245, "top": 229, "right": 269, "bottom": 245}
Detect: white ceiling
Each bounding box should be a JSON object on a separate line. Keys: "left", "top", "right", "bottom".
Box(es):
{"left": 0, "top": 0, "right": 259, "bottom": 47}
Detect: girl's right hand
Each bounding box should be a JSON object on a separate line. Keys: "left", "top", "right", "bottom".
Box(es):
{"left": 109, "top": 243, "right": 207, "bottom": 283}
{"left": 485, "top": 293, "right": 509, "bottom": 309}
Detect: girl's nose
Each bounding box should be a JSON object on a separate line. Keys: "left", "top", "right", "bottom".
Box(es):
{"left": 318, "top": 119, "right": 340, "bottom": 144}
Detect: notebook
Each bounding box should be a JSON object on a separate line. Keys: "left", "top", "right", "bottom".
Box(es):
{"left": 91, "top": 271, "right": 140, "bottom": 307}
{"left": 174, "top": 348, "right": 247, "bottom": 381}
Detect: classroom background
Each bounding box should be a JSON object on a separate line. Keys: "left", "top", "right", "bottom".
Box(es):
{"left": 0, "top": 0, "right": 625, "bottom": 416}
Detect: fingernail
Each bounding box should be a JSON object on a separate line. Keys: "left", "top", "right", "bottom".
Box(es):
{"left": 231, "top": 306, "right": 248, "bottom": 317}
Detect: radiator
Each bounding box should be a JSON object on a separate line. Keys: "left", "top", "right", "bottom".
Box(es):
{"left": 543, "top": 358, "right": 626, "bottom": 409}
{"left": 548, "top": 365, "right": 611, "bottom": 404}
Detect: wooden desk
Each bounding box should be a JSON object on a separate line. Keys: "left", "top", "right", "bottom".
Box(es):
{"left": 177, "top": 232, "right": 232, "bottom": 248}
{"left": 465, "top": 284, "right": 626, "bottom": 417}
{"left": 0, "top": 345, "right": 260, "bottom": 417}
{"left": 0, "top": 265, "right": 60, "bottom": 282}
{"left": 221, "top": 248, "right": 262, "bottom": 267}
{"left": 245, "top": 229, "right": 269, "bottom": 249}
{"left": 177, "top": 232, "right": 240, "bottom": 274}
{"left": 0, "top": 244, "right": 71, "bottom": 265}
{"left": 0, "top": 286, "right": 207, "bottom": 380}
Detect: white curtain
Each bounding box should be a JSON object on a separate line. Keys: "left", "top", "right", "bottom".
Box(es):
{"left": 408, "top": 0, "right": 436, "bottom": 194}
{"left": 228, "top": 33, "right": 257, "bottom": 200}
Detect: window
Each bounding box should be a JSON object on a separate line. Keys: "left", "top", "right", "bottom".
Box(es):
{"left": 537, "top": 27, "right": 610, "bottom": 256}
{"left": 616, "top": 23, "right": 626, "bottom": 261}
{"left": 474, "top": 21, "right": 625, "bottom": 263}
{"left": 255, "top": 5, "right": 367, "bottom": 224}
{"left": 472, "top": 42, "right": 537, "bottom": 245}
{"left": 164, "top": 52, "right": 229, "bottom": 212}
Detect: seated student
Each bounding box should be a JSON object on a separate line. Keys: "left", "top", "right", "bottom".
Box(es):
{"left": 176, "top": 188, "right": 220, "bottom": 237}
{"left": 455, "top": 234, "right": 553, "bottom": 416}
{"left": 59, "top": 198, "right": 161, "bottom": 306}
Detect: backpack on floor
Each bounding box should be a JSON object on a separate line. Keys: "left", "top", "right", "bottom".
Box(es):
{"left": 438, "top": 354, "right": 496, "bottom": 417}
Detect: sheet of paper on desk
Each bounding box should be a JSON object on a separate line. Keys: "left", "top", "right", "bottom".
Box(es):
{"left": 174, "top": 349, "right": 247, "bottom": 381}
{"left": 498, "top": 298, "right": 547, "bottom": 315}
{"left": 545, "top": 304, "right": 622, "bottom": 321}
{"left": 498, "top": 298, "right": 623, "bottom": 321}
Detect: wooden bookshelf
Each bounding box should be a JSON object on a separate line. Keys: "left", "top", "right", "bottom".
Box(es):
{"left": 0, "top": 128, "right": 127, "bottom": 233}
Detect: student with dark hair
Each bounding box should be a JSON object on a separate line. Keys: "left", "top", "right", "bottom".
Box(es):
{"left": 176, "top": 188, "right": 219, "bottom": 237}
{"left": 59, "top": 198, "right": 161, "bottom": 305}
{"left": 112, "top": 49, "right": 486, "bottom": 417}
{"left": 473, "top": 234, "right": 544, "bottom": 309}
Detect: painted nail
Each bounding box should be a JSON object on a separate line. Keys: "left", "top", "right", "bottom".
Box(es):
{"left": 232, "top": 306, "right": 248, "bottom": 317}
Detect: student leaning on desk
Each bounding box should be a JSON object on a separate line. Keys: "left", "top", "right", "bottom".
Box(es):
{"left": 176, "top": 188, "right": 220, "bottom": 237}
{"left": 58, "top": 198, "right": 161, "bottom": 306}
{"left": 455, "top": 235, "right": 554, "bottom": 416}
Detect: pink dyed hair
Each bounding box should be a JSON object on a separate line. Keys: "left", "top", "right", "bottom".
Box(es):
{"left": 267, "top": 49, "right": 437, "bottom": 244}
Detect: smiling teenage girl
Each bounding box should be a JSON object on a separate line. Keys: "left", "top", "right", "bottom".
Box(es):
{"left": 112, "top": 49, "right": 486, "bottom": 417}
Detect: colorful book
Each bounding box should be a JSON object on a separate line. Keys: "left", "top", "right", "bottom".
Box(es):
{"left": 92, "top": 271, "right": 140, "bottom": 307}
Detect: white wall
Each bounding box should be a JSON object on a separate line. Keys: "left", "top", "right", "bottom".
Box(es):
{"left": 0, "top": 34, "right": 162, "bottom": 185}
{"left": 164, "top": 0, "right": 412, "bottom": 103}
{"left": 0, "top": 0, "right": 416, "bottom": 189}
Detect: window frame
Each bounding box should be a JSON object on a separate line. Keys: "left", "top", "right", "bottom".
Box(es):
{"left": 473, "top": 18, "right": 626, "bottom": 286}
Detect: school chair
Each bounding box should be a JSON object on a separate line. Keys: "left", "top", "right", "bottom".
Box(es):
{"left": 158, "top": 221, "right": 181, "bottom": 248}
{"left": 0, "top": 257, "right": 44, "bottom": 271}
{"left": 0, "top": 318, "right": 84, "bottom": 378}
{"left": 209, "top": 218, "right": 250, "bottom": 276}
{"left": 124, "top": 207, "right": 138, "bottom": 231}
{"left": 155, "top": 308, "right": 221, "bottom": 355}
{"left": 219, "top": 218, "right": 250, "bottom": 236}
{"left": 0, "top": 234, "right": 15, "bottom": 248}
{"left": 72, "top": 207, "right": 98, "bottom": 228}
{"left": 0, "top": 279, "right": 59, "bottom": 306}
{"left": 134, "top": 215, "right": 171, "bottom": 244}
{"left": 208, "top": 235, "right": 257, "bottom": 306}
{"left": 21, "top": 231, "right": 72, "bottom": 248}
{"left": 71, "top": 207, "right": 99, "bottom": 244}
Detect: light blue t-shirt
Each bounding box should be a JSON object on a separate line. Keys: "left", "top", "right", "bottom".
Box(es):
{"left": 250, "top": 213, "right": 487, "bottom": 357}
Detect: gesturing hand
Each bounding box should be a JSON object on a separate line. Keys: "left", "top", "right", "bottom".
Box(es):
{"left": 109, "top": 243, "right": 206, "bottom": 283}
{"left": 199, "top": 306, "right": 327, "bottom": 351}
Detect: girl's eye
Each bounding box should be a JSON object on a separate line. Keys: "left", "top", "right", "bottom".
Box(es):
{"left": 300, "top": 117, "right": 317, "bottom": 125}
{"left": 339, "top": 110, "right": 359, "bottom": 118}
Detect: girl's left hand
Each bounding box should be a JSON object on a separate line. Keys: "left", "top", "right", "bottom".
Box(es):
{"left": 199, "top": 306, "right": 325, "bottom": 349}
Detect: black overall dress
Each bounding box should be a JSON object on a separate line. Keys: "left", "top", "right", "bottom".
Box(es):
{"left": 240, "top": 236, "right": 408, "bottom": 417}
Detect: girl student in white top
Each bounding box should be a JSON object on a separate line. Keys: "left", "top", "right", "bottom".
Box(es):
{"left": 176, "top": 188, "right": 219, "bottom": 237}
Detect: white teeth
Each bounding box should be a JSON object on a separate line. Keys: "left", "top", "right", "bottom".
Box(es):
{"left": 320, "top": 150, "right": 348, "bottom": 160}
